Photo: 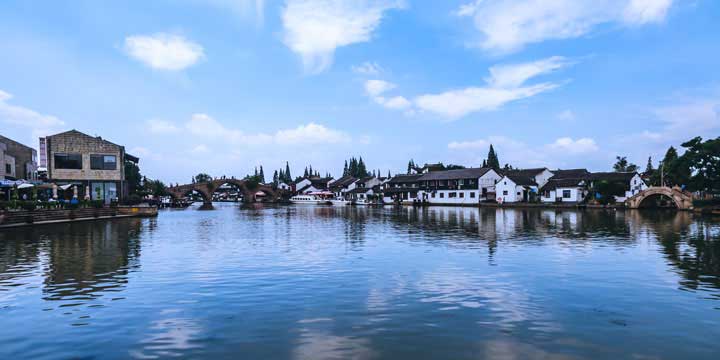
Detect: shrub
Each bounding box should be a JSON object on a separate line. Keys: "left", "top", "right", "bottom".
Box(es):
{"left": 91, "top": 200, "right": 104, "bottom": 209}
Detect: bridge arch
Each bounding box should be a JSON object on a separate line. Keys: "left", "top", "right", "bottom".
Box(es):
{"left": 167, "top": 178, "right": 286, "bottom": 207}
{"left": 626, "top": 186, "right": 694, "bottom": 210}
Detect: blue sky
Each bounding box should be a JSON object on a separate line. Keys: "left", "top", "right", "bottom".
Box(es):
{"left": 1, "top": 0, "right": 718, "bottom": 183}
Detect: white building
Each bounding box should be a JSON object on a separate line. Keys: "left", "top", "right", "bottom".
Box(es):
{"left": 382, "top": 174, "right": 422, "bottom": 204}
{"left": 416, "top": 168, "right": 502, "bottom": 205}
{"left": 540, "top": 179, "right": 588, "bottom": 203}
{"left": 495, "top": 174, "right": 539, "bottom": 203}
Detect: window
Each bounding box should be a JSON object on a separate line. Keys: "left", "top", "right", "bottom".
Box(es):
{"left": 54, "top": 153, "right": 82, "bottom": 169}
{"left": 90, "top": 155, "right": 117, "bottom": 170}
{"left": 449, "top": 192, "right": 457, "bottom": 198}
{"left": 562, "top": 190, "right": 572, "bottom": 198}
{"left": 470, "top": 192, "right": 476, "bottom": 198}
{"left": 5, "top": 163, "right": 11, "bottom": 174}
{"left": 503, "top": 190, "right": 508, "bottom": 195}
{"left": 459, "top": 192, "right": 464, "bottom": 198}
{"left": 431, "top": 193, "right": 436, "bottom": 198}
{"left": 440, "top": 193, "right": 444, "bottom": 198}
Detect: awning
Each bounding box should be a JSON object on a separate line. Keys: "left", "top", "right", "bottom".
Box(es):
{"left": 60, "top": 184, "right": 73, "bottom": 190}
{"left": 17, "top": 183, "right": 34, "bottom": 189}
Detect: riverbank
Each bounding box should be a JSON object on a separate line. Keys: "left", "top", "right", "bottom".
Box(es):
{"left": 0, "top": 205, "right": 158, "bottom": 228}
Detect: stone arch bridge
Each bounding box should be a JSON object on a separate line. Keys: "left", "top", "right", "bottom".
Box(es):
{"left": 626, "top": 186, "right": 694, "bottom": 210}
{"left": 168, "top": 179, "right": 287, "bottom": 205}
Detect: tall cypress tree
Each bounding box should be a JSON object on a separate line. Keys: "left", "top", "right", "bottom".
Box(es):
{"left": 259, "top": 166, "right": 265, "bottom": 183}
{"left": 285, "top": 162, "right": 291, "bottom": 182}
{"left": 487, "top": 145, "right": 500, "bottom": 169}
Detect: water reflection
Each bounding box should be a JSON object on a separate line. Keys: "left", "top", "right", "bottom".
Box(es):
{"left": 0, "top": 205, "right": 718, "bottom": 359}
{"left": 0, "top": 219, "right": 143, "bottom": 305}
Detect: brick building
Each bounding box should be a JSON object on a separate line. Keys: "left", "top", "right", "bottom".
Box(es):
{"left": 40, "top": 130, "right": 139, "bottom": 203}
{"left": 0, "top": 134, "right": 38, "bottom": 181}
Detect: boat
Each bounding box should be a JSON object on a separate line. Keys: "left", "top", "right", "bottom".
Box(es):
{"left": 353, "top": 198, "right": 371, "bottom": 206}
{"left": 329, "top": 197, "right": 351, "bottom": 206}
{"left": 290, "top": 194, "right": 329, "bottom": 205}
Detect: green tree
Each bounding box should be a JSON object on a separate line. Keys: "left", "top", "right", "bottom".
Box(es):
{"left": 613, "top": 156, "right": 638, "bottom": 172}
{"left": 487, "top": 145, "right": 500, "bottom": 169}
{"left": 259, "top": 166, "right": 265, "bottom": 183}
{"left": 285, "top": 162, "right": 292, "bottom": 183}
{"left": 195, "top": 173, "right": 212, "bottom": 183}
{"left": 679, "top": 136, "right": 720, "bottom": 192}
{"left": 124, "top": 160, "right": 142, "bottom": 196}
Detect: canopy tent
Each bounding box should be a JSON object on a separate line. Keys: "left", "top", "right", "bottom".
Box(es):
{"left": 17, "top": 183, "right": 34, "bottom": 189}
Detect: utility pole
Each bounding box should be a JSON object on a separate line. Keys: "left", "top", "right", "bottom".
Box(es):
{"left": 661, "top": 163, "right": 665, "bottom": 188}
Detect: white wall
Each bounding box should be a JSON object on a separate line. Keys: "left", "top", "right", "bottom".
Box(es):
{"left": 535, "top": 169, "right": 554, "bottom": 188}
{"left": 541, "top": 187, "right": 584, "bottom": 203}
{"left": 419, "top": 189, "right": 481, "bottom": 205}
{"left": 495, "top": 177, "right": 521, "bottom": 202}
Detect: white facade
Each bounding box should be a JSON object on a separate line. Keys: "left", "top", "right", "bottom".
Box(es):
{"left": 621, "top": 174, "right": 648, "bottom": 201}
{"left": 418, "top": 169, "right": 503, "bottom": 205}
{"left": 277, "top": 182, "right": 291, "bottom": 191}
{"left": 541, "top": 187, "right": 585, "bottom": 203}
{"left": 495, "top": 176, "right": 538, "bottom": 203}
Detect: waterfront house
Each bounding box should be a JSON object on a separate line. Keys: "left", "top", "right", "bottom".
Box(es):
{"left": 588, "top": 172, "right": 648, "bottom": 202}
{"left": 347, "top": 186, "right": 375, "bottom": 202}
{"left": 495, "top": 173, "right": 539, "bottom": 203}
{"left": 382, "top": 174, "right": 422, "bottom": 203}
{"left": 329, "top": 175, "right": 358, "bottom": 198}
{"left": 540, "top": 178, "right": 588, "bottom": 203}
{"left": 0, "top": 134, "right": 38, "bottom": 181}
{"left": 40, "top": 130, "right": 138, "bottom": 203}
{"left": 293, "top": 176, "right": 334, "bottom": 194}
{"left": 277, "top": 182, "right": 291, "bottom": 191}
{"left": 416, "top": 167, "right": 502, "bottom": 205}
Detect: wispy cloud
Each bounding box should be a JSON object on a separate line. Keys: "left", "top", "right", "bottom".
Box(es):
{"left": 366, "top": 56, "right": 572, "bottom": 119}
{"left": 159, "top": 113, "right": 353, "bottom": 146}
{"left": 352, "top": 61, "right": 383, "bottom": 75}
{"left": 0, "top": 89, "right": 65, "bottom": 142}
{"left": 457, "top": 0, "right": 673, "bottom": 54}
{"left": 281, "top": 0, "right": 404, "bottom": 74}
{"left": 124, "top": 33, "right": 205, "bottom": 71}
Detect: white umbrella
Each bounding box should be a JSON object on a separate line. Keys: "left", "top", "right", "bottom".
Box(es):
{"left": 17, "top": 183, "right": 34, "bottom": 189}
{"left": 60, "top": 184, "right": 73, "bottom": 190}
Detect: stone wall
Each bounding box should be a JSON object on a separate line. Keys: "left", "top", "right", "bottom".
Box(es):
{"left": 47, "top": 130, "right": 124, "bottom": 181}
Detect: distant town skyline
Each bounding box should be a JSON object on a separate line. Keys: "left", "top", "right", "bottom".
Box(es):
{"left": 1, "top": 0, "right": 718, "bottom": 183}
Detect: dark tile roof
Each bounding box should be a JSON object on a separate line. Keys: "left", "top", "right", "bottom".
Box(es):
{"left": 388, "top": 174, "right": 423, "bottom": 184}
{"left": 588, "top": 172, "right": 639, "bottom": 182}
{"left": 381, "top": 187, "right": 419, "bottom": 194}
{"left": 504, "top": 174, "right": 537, "bottom": 186}
{"left": 502, "top": 168, "right": 548, "bottom": 178}
{"left": 551, "top": 169, "right": 589, "bottom": 179}
{"left": 541, "top": 178, "right": 586, "bottom": 191}
{"left": 417, "top": 167, "right": 492, "bottom": 181}
{"left": 348, "top": 187, "right": 373, "bottom": 194}
{"left": 329, "top": 175, "right": 357, "bottom": 189}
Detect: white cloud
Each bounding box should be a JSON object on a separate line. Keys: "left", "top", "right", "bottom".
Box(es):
{"left": 486, "top": 56, "right": 570, "bottom": 88}
{"left": 352, "top": 61, "right": 383, "bottom": 75}
{"left": 191, "top": 144, "right": 209, "bottom": 153}
{"left": 363, "top": 79, "right": 412, "bottom": 111}
{"left": 448, "top": 135, "right": 600, "bottom": 168}
{"left": 364, "top": 79, "right": 396, "bottom": 97}
{"left": 281, "top": 0, "right": 403, "bottom": 74}
{"left": 124, "top": 33, "right": 205, "bottom": 71}
{"left": 546, "top": 137, "right": 599, "bottom": 154}
{"left": 365, "top": 57, "right": 570, "bottom": 118}
{"left": 415, "top": 83, "right": 558, "bottom": 118}
{"left": 275, "top": 123, "right": 351, "bottom": 144}
{"left": 0, "top": 89, "right": 65, "bottom": 140}
{"left": 457, "top": 0, "right": 673, "bottom": 54}
{"left": 146, "top": 119, "right": 180, "bottom": 133}
{"left": 183, "top": 113, "right": 351, "bottom": 146}
{"left": 382, "top": 96, "right": 412, "bottom": 110}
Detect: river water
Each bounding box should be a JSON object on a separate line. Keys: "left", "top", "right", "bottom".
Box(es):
{"left": 1, "top": 203, "right": 719, "bottom": 359}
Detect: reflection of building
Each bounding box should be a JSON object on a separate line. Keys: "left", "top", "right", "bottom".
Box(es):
{"left": 39, "top": 130, "right": 139, "bottom": 202}
{"left": 0, "top": 134, "right": 38, "bottom": 181}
